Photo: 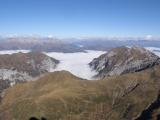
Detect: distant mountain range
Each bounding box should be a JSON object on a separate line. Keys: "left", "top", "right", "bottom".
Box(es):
{"left": 0, "top": 37, "right": 84, "bottom": 53}
{"left": 73, "top": 39, "right": 160, "bottom": 51}
{"left": 1, "top": 37, "right": 160, "bottom": 52}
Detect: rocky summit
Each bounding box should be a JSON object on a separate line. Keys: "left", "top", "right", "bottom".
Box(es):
{"left": 0, "top": 52, "right": 59, "bottom": 87}
{"left": 89, "top": 46, "right": 160, "bottom": 78}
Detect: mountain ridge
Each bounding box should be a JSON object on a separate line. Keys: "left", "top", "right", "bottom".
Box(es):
{"left": 0, "top": 52, "right": 59, "bottom": 95}
{"left": 89, "top": 46, "right": 160, "bottom": 78}
{"left": 0, "top": 65, "right": 160, "bottom": 120}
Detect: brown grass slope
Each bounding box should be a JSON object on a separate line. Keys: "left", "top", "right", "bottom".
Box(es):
{"left": 0, "top": 65, "right": 160, "bottom": 120}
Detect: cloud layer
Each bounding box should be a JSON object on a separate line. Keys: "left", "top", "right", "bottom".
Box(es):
{"left": 46, "top": 50, "right": 106, "bottom": 80}
{"left": 0, "top": 48, "right": 160, "bottom": 80}
{"left": 0, "top": 50, "right": 30, "bottom": 54}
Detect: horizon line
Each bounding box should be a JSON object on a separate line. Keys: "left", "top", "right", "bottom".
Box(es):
{"left": 0, "top": 34, "right": 160, "bottom": 41}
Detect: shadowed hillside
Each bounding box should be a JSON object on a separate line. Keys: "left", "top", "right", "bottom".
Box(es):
{"left": 0, "top": 65, "right": 160, "bottom": 120}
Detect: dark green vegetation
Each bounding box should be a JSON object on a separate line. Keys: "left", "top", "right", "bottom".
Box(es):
{"left": 0, "top": 64, "right": 160, "bottom": 120}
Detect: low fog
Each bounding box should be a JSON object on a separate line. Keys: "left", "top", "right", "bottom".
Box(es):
{"left": 0, "top": 50, "right": 106, "bottom": 80}
{"left": 146, "top": 47, "right": 160, "bottom": 57}
{"left": 0, "top": 50, "right": 30, "bottom": 54}
{"left": 46, "top": 50, "right": 106, "bottom": 80}
{"left": 0, "top": 47, "right": 159, "bottom": 80}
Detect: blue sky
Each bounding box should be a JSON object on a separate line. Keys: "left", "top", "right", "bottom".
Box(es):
{"left": 0, "top": 0, "right": 160, "bottom": 38}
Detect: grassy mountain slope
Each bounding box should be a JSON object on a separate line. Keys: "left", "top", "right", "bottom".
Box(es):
{"left": 0, "top": 65, "right": 160, "bottom": 120}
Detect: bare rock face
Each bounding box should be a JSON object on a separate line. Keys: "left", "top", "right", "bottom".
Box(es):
{"left": 0, "top": 52, "right": 59, "bottom": 86}
{"left": 89, "top": 46, "right": 160, "bottom": 78}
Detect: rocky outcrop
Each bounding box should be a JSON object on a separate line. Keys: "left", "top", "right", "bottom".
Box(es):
{"left": 0, "top": 52, "right": 59, "bottom": 86}
{"left": 89, "top": 46, "right": 160, "bottom": 78}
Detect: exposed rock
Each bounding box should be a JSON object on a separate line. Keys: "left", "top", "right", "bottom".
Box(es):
{"left": 0, "top": 52, "right": 59, "bottom": 88}
{"left": 0, "top": 69, "right": 33, "bottom": 86}
{"left": 89, "top": 46, "right": 160, "bottom": 78}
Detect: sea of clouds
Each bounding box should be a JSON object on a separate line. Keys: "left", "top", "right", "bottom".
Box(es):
{"left": 0, "top": 50, "right": 30, "bottom": 54}
{"left": 145, "top": 47, "right": 160, "bottom": 56}
{"left": 45, "top": 50, "right": 106, "bottom": 80}
{"left": 0, "top": 47, "right": 160, "bottom": 80}
{"left": 0, "top": 50, "right": 106, "bottom": 80}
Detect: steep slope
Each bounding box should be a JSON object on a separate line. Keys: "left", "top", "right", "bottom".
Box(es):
{"left": 0, "top": 66, "right": 160, "bottom": 120}
{"left": 0, "top": 52, "right": 59, "bottom": 86}
{"left": 89, "top": 46, "right": 160, "bottom": 78}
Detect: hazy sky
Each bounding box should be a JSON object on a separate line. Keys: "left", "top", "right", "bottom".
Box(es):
{"left": 0, "top": 0, "right": 160, "bottom": 37}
